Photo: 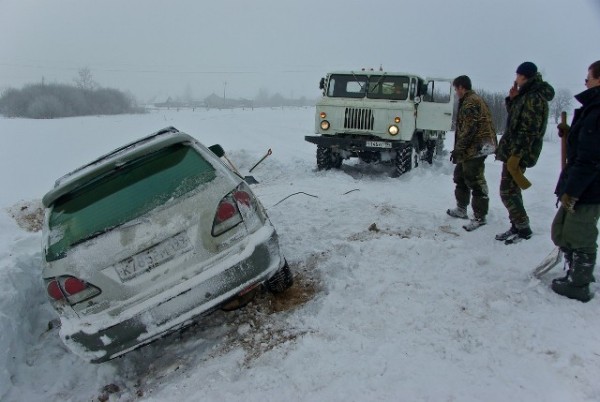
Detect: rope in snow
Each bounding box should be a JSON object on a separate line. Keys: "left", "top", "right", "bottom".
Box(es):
{"left": 270, "top": 188, "right": 360, "bottom": 208}
{"left": 271, "top": 192, "right": 318, "bottom": 207}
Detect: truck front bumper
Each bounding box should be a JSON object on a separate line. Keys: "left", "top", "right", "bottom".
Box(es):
{"left": 305, "top": 135, "right": 407, "bottom": 152}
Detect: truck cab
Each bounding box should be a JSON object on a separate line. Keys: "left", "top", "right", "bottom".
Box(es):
{"left": 305, "top": 70, "right": 454, "bottom": 175}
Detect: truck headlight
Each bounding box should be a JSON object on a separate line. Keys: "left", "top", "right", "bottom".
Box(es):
{"left": 320, "top": 120, "right": 330, "bottom": 130}
{"left": 388, "top": 125, "right": 399, "bottom": 136}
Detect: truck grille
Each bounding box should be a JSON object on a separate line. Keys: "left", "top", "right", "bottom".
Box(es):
{"left": 344, "top": 108, "right": 374, "bottom": 131}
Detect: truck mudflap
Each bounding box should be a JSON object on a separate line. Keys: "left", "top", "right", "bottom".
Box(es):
{"left": 304, "top": 135, "right": 407, "bottom": 151}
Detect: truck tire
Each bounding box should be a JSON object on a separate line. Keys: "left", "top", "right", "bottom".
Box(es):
{"left": 425, "top": 140, "right": 436, "bottom": 164}
{"left": 316, "top": 146, "right": 342, "bottom": 170}
{"left": 395, "top": 144, "right": 417, "bottom": 176}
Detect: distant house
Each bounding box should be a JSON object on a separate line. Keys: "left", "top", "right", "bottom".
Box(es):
{"left": 204, "top": 93, "right": 253, "bottom": 109}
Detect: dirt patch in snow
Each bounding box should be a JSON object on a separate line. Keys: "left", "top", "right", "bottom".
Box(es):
{"left": 6, "top": 200, "right": 44, "bottom": 232}
{"left": 212, "top": 259, "right": 324, "bottom": 365}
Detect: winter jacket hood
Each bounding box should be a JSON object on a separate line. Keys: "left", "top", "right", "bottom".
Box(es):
{"left": 521, "top": 73, "right": 555, "bottom": 103}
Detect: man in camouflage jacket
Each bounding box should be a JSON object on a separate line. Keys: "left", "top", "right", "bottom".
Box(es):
{"left": 495, "top": 62, "right": 555, "bottom": 243}
{"left": 447, "top": 75, "right": 497, "bottom": 232}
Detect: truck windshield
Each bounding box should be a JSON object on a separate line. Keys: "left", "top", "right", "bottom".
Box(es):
{"left": 327, "top": 74, "right": 410, "bottom": 100}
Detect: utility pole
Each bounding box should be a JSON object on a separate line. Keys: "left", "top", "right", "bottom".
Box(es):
{"left": 223, "top": 81, "right": 227, "bottom": 104}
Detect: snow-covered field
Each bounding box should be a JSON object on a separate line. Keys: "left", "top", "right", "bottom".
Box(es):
{"left": 2, "top": 107, "right": 599, "bottom": 402}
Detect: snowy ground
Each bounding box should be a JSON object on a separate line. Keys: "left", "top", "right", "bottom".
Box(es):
{"left": 1, "top": 107, "right": 599, "bottom": 402}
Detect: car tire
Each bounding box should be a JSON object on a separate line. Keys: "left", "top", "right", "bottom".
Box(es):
{"left": 266, "top": 262, "right": 294, "bottom": 294}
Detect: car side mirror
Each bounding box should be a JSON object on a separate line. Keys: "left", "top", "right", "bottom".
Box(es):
{"left": 208, "top": 144, "right": 225, "bottom": 158}
{"left": 319, "top": 77, "right": 325, "bottom": 90}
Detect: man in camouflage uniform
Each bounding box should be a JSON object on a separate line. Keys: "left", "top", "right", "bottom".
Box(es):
{"left": 447, "top": 75, "right": 497, "bottom": 231}
{"left": 550, "top": 60, "right": 600, "bottom": 302}
{"left": 495, "top": 62, "right": 555, "bottom": 244}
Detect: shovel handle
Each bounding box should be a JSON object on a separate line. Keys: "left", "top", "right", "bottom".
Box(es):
{"left": 249, "top": 148, "right": 272, "bottom": 172}
{"left": 560, "top": 111, "right": 567, "bottom": 170}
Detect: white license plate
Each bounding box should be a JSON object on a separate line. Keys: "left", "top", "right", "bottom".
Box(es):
{"left": 366, "top": 141, "right": 392, "bottom": 149}
{"left": 115, "top": 232, "right": 192, "bottom": 281}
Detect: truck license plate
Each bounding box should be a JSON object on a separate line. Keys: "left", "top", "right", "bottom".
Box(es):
{"left": 366, "top": 141, "right": 392, "bottom": 149}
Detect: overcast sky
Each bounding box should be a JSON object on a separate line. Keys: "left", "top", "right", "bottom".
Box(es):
{"left": 1, "top": 0, "right": 599, "bottom": 103}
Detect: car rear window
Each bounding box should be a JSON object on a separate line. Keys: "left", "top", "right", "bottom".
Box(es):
{"left": 46, "top": 144, "right": 216, "bottom": 261}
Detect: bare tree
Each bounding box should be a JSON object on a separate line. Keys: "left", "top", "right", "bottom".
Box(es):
{"left": 478, "top": 89, "right": 509, "bottom": 134}
{"left": 551, "top": 88, "right": 573, "bottom": 123}
{"left": 74, "top": 67, "right": 98, "bottom": 90}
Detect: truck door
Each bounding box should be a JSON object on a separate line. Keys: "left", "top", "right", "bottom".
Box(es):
{"left": 415, "top": 78, "right": 454, "bottom": 131}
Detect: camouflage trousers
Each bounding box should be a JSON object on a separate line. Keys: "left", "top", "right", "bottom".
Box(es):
{"left": 453, "top": 156, "right": 489, "bottom": 219}
{"left": 499, "top": 163, "right": 529, "bottom": 228}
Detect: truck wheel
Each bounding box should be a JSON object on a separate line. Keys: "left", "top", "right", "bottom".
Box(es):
{"left": 435, "top": 136, "right": 445, "bottom": 156}
{"left": 316, "top": 146, "right": 342, "bottom": 170}
{"left": 425, "top": 140, "right": 436, "bottom": 164}
{"left": 395, "top": 144, "right": 417, "bottom": 175}
{"left": 266, "top": 262, "right": 294, "bottom": 294}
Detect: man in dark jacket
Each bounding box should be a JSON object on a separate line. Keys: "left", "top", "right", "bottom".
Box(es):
{"left": 550, "top": 60, "right": 600, "bottom": 302}
{"left": 495, "top": 62, "right": 555, "bottom": 244}
{"left": 446, "top": 75, "right": 497, "bottom": 232}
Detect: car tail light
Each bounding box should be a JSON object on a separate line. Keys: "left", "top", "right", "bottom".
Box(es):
{"left": 45, "top": 276, "right": 101, "bottom": 305}
{"left": 47, "top": 280, "right": 64, "bottom": 300}
{"left": 212, "top": 195, "right": 243, "bottom": 236}
{"left": 233, "top": 190, "right": 251, "bottom": 207}
{"left": 212, "top": 182, "right": 264, "bottom": 236}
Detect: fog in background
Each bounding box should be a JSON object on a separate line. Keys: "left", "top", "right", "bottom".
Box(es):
{"left": 1, "top": 0, "right": 599, "bottom": 104}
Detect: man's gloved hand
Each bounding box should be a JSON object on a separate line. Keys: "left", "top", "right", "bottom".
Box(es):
{"left": 449, "top": 150, "right": 459, "bottom": 164}
{"left": 560, "top": 193, "right": 578, "bottom": 213}
{"left": 557, "top": 122, "right": 570, "bottom": 138}
{"left": 506, "top": 155, "right": 532, "bottom": 190}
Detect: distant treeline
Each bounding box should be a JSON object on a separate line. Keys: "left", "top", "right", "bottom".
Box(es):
{"left": 477, "top": 89, "right": 509, "bottom": 134}
{"left": 466, "top": 88, "right": 572, "bottom": 135}
{"left": 0, "top": 83, "right": 141, "bottom": 119}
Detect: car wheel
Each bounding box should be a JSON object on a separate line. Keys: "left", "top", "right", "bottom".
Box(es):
{"left": 266, "top": 262, "right": 294, "bottom": 293}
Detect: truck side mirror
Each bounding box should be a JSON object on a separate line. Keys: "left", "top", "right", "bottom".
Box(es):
{"left": 208, "top": 144, "right": 225, "bottom": 158}
{"left": 319, "top": 77, "right": 325, "bottom": 90}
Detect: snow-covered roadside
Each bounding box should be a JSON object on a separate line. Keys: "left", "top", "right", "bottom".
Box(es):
{"left": 1, "top": 108, "right": 599, "bottom": 402}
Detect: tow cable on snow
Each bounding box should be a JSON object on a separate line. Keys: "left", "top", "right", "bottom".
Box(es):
{"left": 270, "top": 188, "right": 360, "bottom": 208}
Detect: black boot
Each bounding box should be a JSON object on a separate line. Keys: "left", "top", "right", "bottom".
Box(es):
{"left": 551, "top": 251, "right": 595, "bottom": 302}
{"left": 495, "top": 224, "right": 517, "bottom": 241}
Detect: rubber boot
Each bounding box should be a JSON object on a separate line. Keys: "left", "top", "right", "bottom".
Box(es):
{"left": 552, "top": 248, "right": 573, "bottom": 285}
{"left": 551, "top": 251, "right": 595, "bottom": 302}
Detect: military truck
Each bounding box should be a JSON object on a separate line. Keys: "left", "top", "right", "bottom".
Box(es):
{"left": 305, "top": 70, "right": 455, "bottom": 175}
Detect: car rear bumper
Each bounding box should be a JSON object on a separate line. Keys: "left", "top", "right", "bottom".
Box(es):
{"left": 62, "top": 229, "right": 285, "bottom": 363}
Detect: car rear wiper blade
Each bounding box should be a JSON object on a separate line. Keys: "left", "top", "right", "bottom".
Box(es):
{"left": 70, "top": 228, "right": 112, "bottom": 247}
